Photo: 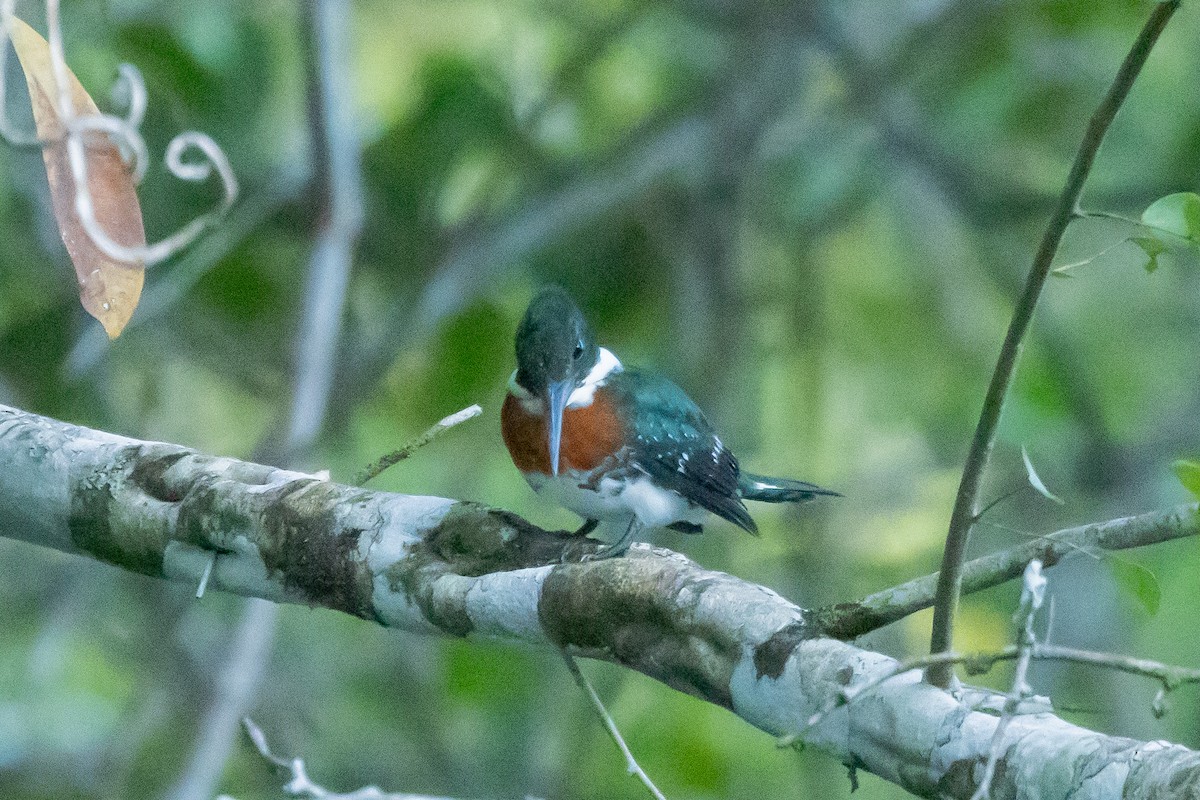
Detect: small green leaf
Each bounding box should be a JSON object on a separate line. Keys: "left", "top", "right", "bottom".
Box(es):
{"left": 1141, "top": 192, "right": 1200, "bottom": 242}
{"left": 1131, "top": 236, "right": 1167, "bottom": 273}
{"left": 1108, "top": 557, "right": 1161, "bottom": 616}
{"left": 1171, "top": 459, "right": 1200, "bottom": 499}
{"left": 1021, "top": 445, "right": 1064, "bottom": 505}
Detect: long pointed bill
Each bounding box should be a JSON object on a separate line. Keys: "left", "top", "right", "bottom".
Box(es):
{"left": 546, "top": 379, "right": 573, "bottom": 476}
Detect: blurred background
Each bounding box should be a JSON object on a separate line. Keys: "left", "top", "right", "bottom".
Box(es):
{"left": 1, "top": 0, "right": 1199, "bottom": 798}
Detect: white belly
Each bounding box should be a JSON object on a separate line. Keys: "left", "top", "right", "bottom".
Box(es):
{"left": 524, "top": 470, "right": 707, "bottom": 529}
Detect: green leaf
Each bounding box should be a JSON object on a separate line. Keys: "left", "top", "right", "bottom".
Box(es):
{"left": 1021, "top": 445, "right": 1064, "bottom": 504}
{"left": 1108, "top": 557, "right": 1161, "bottom": 616}
{"left": 1171, "top": 459, "right": 1200, "bottom": 499}
{"left": 1131, "top": 236, "right": 1167, "bottom": 273}
{"left": 1141, "top": 192, "right": 1200, "bottom": 242}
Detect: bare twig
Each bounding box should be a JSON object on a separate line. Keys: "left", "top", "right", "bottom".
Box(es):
{"left": 232, "top": 718, "right": 466, "bottom": 800}
{"left": 1027, "top": 643, "right": 1200, "bottom": 711}
{"left": 971, "top": 560, "right": 1045, "bottom": 800}
{"left": 1048, "top": 237, "right": 1137, "bottom": 277}
{"left": 354, "top": 404, "right": 483, "bottom": 486}
{"left": 195, "top": 552, "right": 216, "bottom": 599}
{"left": 972, "top": 485, "right": 1031, "bottom": 523}
{"left": 783, "top": 579, "right": 1200, "bottom": 752}
{"left": 928, "top": 0, "right": 1181, "bottom": 687}
{"left": 560, "top": 652, "right": 667, "bottom": 800}
{"left": 812, "top": 503, "right": 1199, "bottom": 639}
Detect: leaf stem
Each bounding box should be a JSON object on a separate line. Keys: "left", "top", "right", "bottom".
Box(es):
{"left": 1075, "top": 209, "right": 1195, "bottom": 243}
{"left": 927, "top": 1, "right": 1180, "bottom": 688}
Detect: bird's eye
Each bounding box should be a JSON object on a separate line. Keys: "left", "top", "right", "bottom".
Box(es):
{"left": 573, "top": 340, "right": 584, "bottom": 359}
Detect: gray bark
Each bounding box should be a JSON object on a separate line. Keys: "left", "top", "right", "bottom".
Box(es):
{"left": 0, "top": 403, "right": 1196, "bottom": 799}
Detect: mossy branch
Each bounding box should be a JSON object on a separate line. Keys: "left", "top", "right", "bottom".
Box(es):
{"left": 2, "top": 402, "right": 1199, "bottom": 799}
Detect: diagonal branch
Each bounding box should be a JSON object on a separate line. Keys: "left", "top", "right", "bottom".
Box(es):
{"left": 2, "top": 402, "right": 1199, "bottom": 799}
{"left": 812, "top": 503, "right": 1200, "bottom": 639}
{"left": 928, "top": 0, "right": 1181, "bottom": 687}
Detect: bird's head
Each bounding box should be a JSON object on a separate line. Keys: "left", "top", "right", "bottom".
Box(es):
{"left": 514, "top": 287, "right": 600, "bottom": 475}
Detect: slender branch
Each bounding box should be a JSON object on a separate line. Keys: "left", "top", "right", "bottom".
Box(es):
{"left": 231, "top": 717, "right": 468, "bottom": 800}
{"left": 928, "top": 0, "right": 1181, "bottom": 687}
{"left": 787, "top": 566, "right": 1200, "bottom": 754}
{"left": 1030, "top": 643, "right": 1200, "bottom": 695}
{"left": 971, "top": 560, "right": 1045, "bottom": 800}
{"left": 561, "top": 653, "right": 667, "bottom": 800}
{"left": 812, "top": 503, "right": 1199, "bottom": 639}
{"left": 354, "top": 404, "right": 483, "bottom": 486}
{"left": 1075, "top": 209, "right": 1196, "bottom": 244}
{"left": 1048, "top": 237, "right": 1137, "bottom": 277}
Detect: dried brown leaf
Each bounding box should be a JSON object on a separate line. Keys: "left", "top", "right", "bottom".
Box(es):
{"left": 8, "top": 15, "right": 145, "bottom": 338}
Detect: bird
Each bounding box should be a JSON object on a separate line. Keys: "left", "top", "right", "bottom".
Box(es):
{"left": 501, "top": 286, "right": 838, "bottom": 558}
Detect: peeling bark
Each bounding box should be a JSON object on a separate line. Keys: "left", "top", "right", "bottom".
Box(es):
{"left": 0, "top": 403, "right": 1196, "bottom": 799}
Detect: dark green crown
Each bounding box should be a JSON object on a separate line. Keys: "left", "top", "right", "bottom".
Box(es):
{"left": 514, "top": 287, "right": 600, "bottom": 395}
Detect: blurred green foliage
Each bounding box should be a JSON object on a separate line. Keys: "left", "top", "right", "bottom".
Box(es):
{"left": 1, "top": 1, "right": 1200, "bottom": 798}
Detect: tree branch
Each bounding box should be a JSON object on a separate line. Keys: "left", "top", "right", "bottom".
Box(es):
{"left": 812, "top": 503, "right": 1200, "bottom": 639}
{"left": 1, "top": 402, "right": 1198, "bottom": 799}
{"left": 928, "top": 0, "right": 1181, "bottom": 687}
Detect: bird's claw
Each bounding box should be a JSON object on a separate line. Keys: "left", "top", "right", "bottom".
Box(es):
{"left": 579, "top": 542, "right": 630, "bottom": 562}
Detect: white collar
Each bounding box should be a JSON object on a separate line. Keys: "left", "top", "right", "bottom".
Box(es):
{"left": 507, "top": 347, "right": 623, "bottom": 410}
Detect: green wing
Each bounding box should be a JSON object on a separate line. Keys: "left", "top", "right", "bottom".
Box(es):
{"left": 611, "top": 369, "right": 757, "bottom": 534}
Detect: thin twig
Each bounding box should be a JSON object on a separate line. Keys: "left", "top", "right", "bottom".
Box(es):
{"left": 812, "top": 503, "right": 1199, "bottom": 639}
{"left": 781, "top": 603, "right": 1200, "bottom": 751}
{"left": 234, "top": 717, "right": 466, "bottom": 800}
{"left": 971, "top": 560, "right": 1045, "bottom": 800}
{"left": 1074, "top": 209, "right": 1196, "bottom": 244}
{"left": 1048, "top": 237, "right": 1136, "bottom": 277}
{"left": 972, "top": 484, "right": 1028, "bottom": 523}
{"left": 927, "top": 0, "right": 1181, "bottom": 688}
{"left": 354, "top": 405, "right": 483, "bottom": 486}
{"left": 560, "top": 652, "right": 667, "bottom": 800}
{"left": 1028, "top": 643, "right": 1200, "bottom": 694}
{"left": 195, "top": 552, "right": 216, "bottom": 599}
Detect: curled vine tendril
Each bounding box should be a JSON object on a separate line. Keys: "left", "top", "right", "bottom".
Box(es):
{"left": 0, "top": 0, "right": 238, "bottom": 266}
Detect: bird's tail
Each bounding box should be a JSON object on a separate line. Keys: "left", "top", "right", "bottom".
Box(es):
{"left": 738, "top": 472, "right": 841, "bottom": 504}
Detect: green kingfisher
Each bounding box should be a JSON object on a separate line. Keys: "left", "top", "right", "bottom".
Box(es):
{"left": 501, "top": 287, "right": 838, "bottom": 558}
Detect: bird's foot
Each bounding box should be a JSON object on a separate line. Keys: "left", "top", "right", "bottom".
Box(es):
{"left": 579, "top": 541, "right": 631, "bottom": 562}
{"left": 576, "top": 517, "right": 639, "bottom": 562}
